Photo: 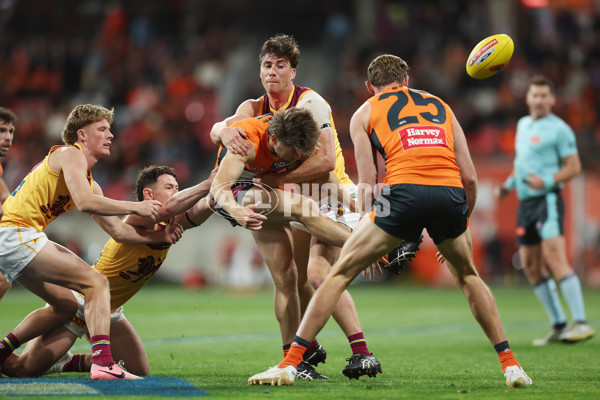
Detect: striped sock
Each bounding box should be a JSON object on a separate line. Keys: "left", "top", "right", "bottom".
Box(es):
{"left": 90, "top": 335, "right": 114, "bottom": 367}
{"left": 0, "top": 333, "right": 20, "bottom": 364}
{"left": 348, "top": 332, "right": 370, "bottom": 356}
{"left": 63, "top": 354, "right": 86, "bottom": 372}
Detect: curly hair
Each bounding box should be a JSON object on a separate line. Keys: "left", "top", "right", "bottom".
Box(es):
{"left": 61, "top": 104, "right": 114, "bottom": 145}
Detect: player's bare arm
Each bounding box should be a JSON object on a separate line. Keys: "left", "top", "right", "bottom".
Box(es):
{"left": 350, "top": 102, "right": 378, "bottom": 215}
{"left": 89, "top": 184, "right": 182, "bottom": 244}
{"left": 51, "top": 146, "right": 160, "bottom": 219}
{"left": 451, "top": 111, "right": 477, "bottom": 217}
{"left": 209, "top": 148, "right": 266, "bottom": 230}
{"left": 210, "top": 99, "right": 261, "bottom": 155}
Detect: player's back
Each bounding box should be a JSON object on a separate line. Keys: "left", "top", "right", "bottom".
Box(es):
{"left": 367, "top": 86, "right": 462, "bottom": 188}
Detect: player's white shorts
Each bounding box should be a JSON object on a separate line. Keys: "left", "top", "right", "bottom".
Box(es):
{"left": 64, "top": 291, "right": 126, "bottom": 338}
{"left": 0, "top": 226, "right": 49, "bottom": 282}
{"left": 291, "top": 184, "right": 360, "bottom": 233}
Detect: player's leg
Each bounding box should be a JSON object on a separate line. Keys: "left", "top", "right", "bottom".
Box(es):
{"left": 250, "top": 188, "right": 350, "bottom": 247}
{"left": 109, "top": 318, "right": 149, "bottom": 376}
{"left": 308, "top": 238, "right": 379, "bottom": 378}
{"left": 17, "top": 242, "right": 139, "bottom": 379}
{"left": 251, "top": 225, "right": 301, "bottom": 345}
{"left": 437, "top": 229, "right": 507, "bottom": 344}
{"left": 437, "top": 229, "right": 531, "bottom": 387}
{"left": 292, "top": 226, "right": 313, "bottom": 315}
{"left": 0, "top": 273, "right": 11, "bottom": 300}
{"left": 249, "top": 217, "right": 396, "bottom": 386}
{"left": 2, "top": 326, "right": 78, "bottom": 377}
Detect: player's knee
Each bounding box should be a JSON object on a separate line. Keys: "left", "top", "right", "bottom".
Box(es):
{"left": 307, "top": 263, "right": 327, "bottom": 289}
{"left": 293, "top": 198, "right": 320, "bottom": 221}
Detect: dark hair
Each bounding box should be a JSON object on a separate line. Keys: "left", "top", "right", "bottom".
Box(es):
{"left": 268, "top": 108, "right": 320, "bottom": 155}
{"left": 134, "top": 165, "right": 177, "bottom": 201}
{"left": 529, "top": 74, "right": 555, "bottom": 93}
{"left": 0, "top": 107, "right": 17, "bottom": 125}
{"left": 259, "top": 34, "right": 300, "bottom": 68}
{"left": 367, "top": 54, "right": 409, "bottom": 88}
{"left": 62, "top": 104, "right": 114, "bottom": 145}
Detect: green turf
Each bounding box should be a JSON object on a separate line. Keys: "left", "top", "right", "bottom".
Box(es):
{"left": 2, "top": 283, "right": 599, "bottom": 399}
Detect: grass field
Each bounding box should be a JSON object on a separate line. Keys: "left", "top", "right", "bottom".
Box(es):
{"left": 1, "top": 282, "right": 599, "bottom": 399}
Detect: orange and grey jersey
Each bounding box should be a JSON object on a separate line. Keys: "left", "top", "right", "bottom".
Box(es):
{"left": 215, "top": 114, "right": 293, "bottom": 181}
{"left": 366, "top": 86, "right": 463, "bottom": 188}
{"left": 0, "top": 144, "right": 93, "bottom": 231}
{"left": 258, "top": 85, "right": 352, "bottom": 186}
{"left": 94, "top": 222, "right": 171, "bottom": 312}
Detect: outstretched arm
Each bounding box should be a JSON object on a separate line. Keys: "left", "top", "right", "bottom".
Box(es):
{"left": 54, "top": 147, "right": 161, "bottom": 220}
{"left": 91, "top": 184, "right": 182, "bottom": 244}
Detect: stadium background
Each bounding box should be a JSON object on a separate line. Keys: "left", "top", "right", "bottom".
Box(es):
{"left": 1, "top": 0, "right": 599, "bottom": 289}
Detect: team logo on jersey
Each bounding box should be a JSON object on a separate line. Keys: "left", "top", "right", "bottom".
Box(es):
{"left": 40, "top": 195, "right": 72, "bottom": 220}
{"left": 399, "top": 125, "right": 448, "bottom": 150}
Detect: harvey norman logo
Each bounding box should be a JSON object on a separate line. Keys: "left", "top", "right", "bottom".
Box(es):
{"left": 399, "top": 125, "right": 448, "bottom": 150}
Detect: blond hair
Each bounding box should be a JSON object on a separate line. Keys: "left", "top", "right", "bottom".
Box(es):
{"left": 61, "top": 104, "right": 114, "bottom": 145}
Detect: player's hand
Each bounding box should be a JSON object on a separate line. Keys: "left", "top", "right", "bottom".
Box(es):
{"left": 136, "top": 199, "right": 161, "bottom": 221}
{"left": 362, "top": 257, "right": 386, "bottom": 279}
{"left": 162, "top": 218, "right": 184, "bottom": 244}
{"left": 525, "top": 173, "right": 544, "bottom": 190}
{"left": 235, "top": 202, "right": 267, "bottom": 231}
{"left": 494, "top": 185, "right": 511, "bottom": 199}
{"left": 222, "top": 127, "right": 250, "bottom": 155}
{"left": 436, "top": 251, "right": 446, "bottom": 264}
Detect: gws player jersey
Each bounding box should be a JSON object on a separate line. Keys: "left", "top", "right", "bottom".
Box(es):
{"left": 366, "top": 86, "right": 463, "bottom": 188}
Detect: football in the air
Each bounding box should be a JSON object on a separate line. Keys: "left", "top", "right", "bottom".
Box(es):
{"left": 466, "top": 34, "right": 514, "bottom": 79}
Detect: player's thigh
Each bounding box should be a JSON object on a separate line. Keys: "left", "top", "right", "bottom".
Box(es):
{"left": 20, "top": 241, "right": 106, "bottom": 293}
{"left": 436, "top": 229, "right": 479, "bottom": 283}
{"left": 16, "top": 279, "right": 78, "bottom": 314}
{"left": 251, "top": 225, "right": 296, "bottom": 286}
{"left": 110, "top": 318, "right": 149, "bottom": 376}
{"left": 332, "top": 216, "right": 399, "bottom": 281}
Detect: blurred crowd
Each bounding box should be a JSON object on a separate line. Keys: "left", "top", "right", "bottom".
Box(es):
{"left": 1, "top": 0, "right": 599, "bottom": 196}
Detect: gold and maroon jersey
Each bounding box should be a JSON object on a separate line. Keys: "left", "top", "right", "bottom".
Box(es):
{"left": 0, "top": 144, "right": 93, "bottom": 231}
{"left": 94, "top": 222, "right": 171, "bottom": 312}
{"left": 258, "top": 85, "right": 352, "bottom": 186}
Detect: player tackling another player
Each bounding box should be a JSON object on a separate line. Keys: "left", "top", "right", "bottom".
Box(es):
{"left": 248, "top": 54, "right": 532, "bottom": 388}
